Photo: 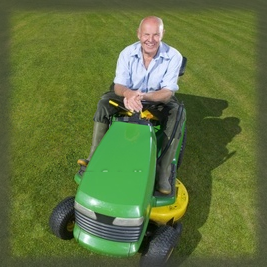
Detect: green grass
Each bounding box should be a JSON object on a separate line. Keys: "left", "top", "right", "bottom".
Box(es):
{"left": 9, "top": 8, "right": 257, "bottom": 265}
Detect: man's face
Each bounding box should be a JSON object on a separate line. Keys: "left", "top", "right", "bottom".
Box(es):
{"left": 137, "top": 20, "right": 164, "bottom": 57}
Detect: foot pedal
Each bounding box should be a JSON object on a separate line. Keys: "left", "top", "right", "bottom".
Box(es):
{"left": 77, "top": 165, "right": 87, "bottom": 177}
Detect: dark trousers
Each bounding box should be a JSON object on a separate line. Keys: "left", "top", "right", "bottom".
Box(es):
{"left": 93, "top": 90, "right": 183, "bottom": 139}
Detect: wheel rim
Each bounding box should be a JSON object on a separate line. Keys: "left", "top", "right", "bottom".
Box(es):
{"left": 66, "top": 217, "right": 75, "bottom": 232}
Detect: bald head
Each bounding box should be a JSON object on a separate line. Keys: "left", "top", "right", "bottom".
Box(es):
{"left": 138, "top": 16, "right": 164, "bottom": 33}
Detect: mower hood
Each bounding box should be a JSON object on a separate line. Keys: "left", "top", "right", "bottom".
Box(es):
{"left": 75, "top": 121, "right": 157, "bottom": 218}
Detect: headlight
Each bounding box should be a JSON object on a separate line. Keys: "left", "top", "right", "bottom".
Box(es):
{"left": 113, "top": 217, "right": 144, "bottom": 227}
{"left": 74, "top": 201, "right": 97, "bottom": 220}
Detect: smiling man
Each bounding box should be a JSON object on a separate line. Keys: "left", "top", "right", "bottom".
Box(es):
{"left": 78, "top": 16, "right": 185, "bottom": 194}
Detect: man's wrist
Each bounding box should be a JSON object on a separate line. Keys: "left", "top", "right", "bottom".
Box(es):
{"left": 122, "top": 88, "right": 131, "bottom": 98}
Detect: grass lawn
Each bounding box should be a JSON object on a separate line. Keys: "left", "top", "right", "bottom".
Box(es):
{"left": 9, "top": 8, "right": 258, "bottom": 266}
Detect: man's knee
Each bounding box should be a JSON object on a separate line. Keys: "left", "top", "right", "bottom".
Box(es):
{"left": 93, "top": 91, "right": 122, "bottom": 123}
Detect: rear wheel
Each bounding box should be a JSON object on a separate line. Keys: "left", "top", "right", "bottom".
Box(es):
{"left": 140, "top": 224, "right": 181, "bottom": 267}
{"left": 49, "top": 196, "right": 75, "bottom": 240}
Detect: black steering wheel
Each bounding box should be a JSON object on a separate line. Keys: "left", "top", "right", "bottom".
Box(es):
{"left": 141, "top": 100, "right": 164, "bottom": 111}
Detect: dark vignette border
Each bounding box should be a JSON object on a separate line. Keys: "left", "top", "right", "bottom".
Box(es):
{"left": 0, "top": 0, "right": 266, "bottom": 266}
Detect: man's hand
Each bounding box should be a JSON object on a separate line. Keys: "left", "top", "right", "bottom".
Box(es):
{"left": 114, "top": 84, "right": 144, "bottom": 112}
{"left": 123, "top": 90, "right": 144, "bottom": 112}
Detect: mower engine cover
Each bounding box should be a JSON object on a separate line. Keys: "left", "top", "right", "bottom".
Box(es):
{"left": 74, "top": 121, "right": 157, "bottom": 257}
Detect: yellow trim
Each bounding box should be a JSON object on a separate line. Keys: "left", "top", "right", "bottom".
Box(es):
{"left": 150, "top": 179, "right": 189, "bottom": 225}
{"left": 109, "top": 100, "right": 119, "bottom": 107}
{"left": 109, "top": 100, "right": 133, "bottom": 116}
{"left": 140, "top": 110, "right": 158, "bottom": 120}
{"left": 117, "top": 110, "right": 133, "bottom": 117}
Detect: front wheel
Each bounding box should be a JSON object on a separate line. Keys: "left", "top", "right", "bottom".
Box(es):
{"left": 49, "top": 196, "right": 75, "bottom": 240}
{"left": 140, "top": 224, "right": 181, "bottom": 267}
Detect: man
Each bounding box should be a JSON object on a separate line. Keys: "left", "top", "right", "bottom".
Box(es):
{"left": 78, "top": 16, "right": 185, "bottom": 195}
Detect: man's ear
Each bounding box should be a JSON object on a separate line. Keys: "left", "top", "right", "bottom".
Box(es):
{"left": 137, "top": 28, "right": 141, "bottom": 39}
{"left": 161, "top": 29, "right": 166, "bottom": 39}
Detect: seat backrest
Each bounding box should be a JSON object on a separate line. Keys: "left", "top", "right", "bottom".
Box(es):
{"left": 179, "top": 56, "right": 187, "bottom": 77}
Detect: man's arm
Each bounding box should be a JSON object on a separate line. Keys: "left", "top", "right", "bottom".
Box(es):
{"left": 115, "top": 83, "right": 174, "bottom": 111}
{"left": 114, "top": 84, "right": 135, "bottom": 98}
{"left": 142, "top": 88, "right": 173, "bottom": 103}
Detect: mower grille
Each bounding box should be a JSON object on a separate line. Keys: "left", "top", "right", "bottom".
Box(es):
{"left": 75, "top": 209, "right": 143, "bottom": 243}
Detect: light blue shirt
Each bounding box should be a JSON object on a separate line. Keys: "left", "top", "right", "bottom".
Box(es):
{"left": 113, "top": 41, "right": 183, "bottom": 93}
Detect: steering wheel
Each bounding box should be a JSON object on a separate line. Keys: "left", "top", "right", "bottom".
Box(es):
{"left": 141, "top": 100, "right": 164, "bottom": 111}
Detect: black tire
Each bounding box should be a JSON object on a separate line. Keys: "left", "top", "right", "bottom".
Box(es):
{"left": 49, "top": 196, "right": 75, "bottom": 240}
{"left": 177, "top": 127, "right": 187, "bottom": 169}
{"left": 140, "top": 224, "right": 181, "bottom": 267}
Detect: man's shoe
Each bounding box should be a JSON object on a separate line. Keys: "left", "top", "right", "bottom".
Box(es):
{"left": 77, "top": 159, "right": 89, "bottom": 167}
{"left": 157, "top": 180, "right": 171, "bottom": 195}
{"left": 77, "top": 159, "right": 89, "bottom": 177}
